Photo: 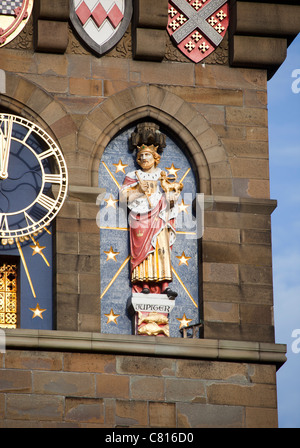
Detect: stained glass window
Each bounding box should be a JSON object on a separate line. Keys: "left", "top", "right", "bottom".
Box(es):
{"left": 0, "top": 260, "right": 18, "bottom": 329}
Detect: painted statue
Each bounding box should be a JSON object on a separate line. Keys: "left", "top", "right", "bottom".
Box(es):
{"left": 120, "top": 124, "right": 183, "bottom": 299}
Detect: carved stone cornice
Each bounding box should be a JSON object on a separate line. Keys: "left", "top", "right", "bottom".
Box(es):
{"left": 229, "top": 0, "right": 300, "bottom": 79}
{"left": 3, "top": 328, "right": 287, "bottom": 369}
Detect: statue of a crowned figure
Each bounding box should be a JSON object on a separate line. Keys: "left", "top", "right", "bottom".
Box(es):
{"left": 120, "top": 123, "right": 183, "bottom": 301}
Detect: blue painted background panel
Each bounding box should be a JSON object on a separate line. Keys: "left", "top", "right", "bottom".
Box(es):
{"left": 99, "top": 126, "right": 200, "bottom": 337}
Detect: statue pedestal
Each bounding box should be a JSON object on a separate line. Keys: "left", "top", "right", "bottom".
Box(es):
{"left": 128, "top": 293, "right": 176, "bottom": 337}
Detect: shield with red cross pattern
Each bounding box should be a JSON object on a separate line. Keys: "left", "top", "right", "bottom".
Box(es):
{"left": 70, "top": 0, "right": 132, "bottom": 56}
{"left": 0, "top": 0, "right": 34, "bottom": 48}
{"left": 167, "top": 0, "right": 229, "bottom": 63}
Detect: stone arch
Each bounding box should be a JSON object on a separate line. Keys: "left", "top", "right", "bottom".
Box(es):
{"left": 77, "top": 84, "right": 232, "bottom": 195}
{"left": 0, "top": 72, "right": 77, "bottom": 159}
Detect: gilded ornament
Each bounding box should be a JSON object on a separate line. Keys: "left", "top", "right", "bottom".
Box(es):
{"left": 29, "top": 303, "right": 46, "bottom": 319}
{"left": 176, "top": 313, "right": 193, "bottom": 329}
{"left": 104, "top": 247, "right": 120, "bottom": 262}
{"left": 176, "top": 252, "right": 192, "bottom": 266}
{"left": 104, "top": 308, "right": 120, "bottom": 324}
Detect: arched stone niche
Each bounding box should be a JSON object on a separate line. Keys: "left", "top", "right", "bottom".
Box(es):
{"left": 98, "top": 121, "right": 201, "bottom": 337}
{"left": 82, "top": 85, "right": 233, "bottom": 196}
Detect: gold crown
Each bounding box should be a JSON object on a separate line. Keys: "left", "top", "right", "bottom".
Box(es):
{"left": 136, "top": 144, "right": 159, "bottom": 155}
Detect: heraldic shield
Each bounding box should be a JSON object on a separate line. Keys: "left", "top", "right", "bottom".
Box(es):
{"left": 0, "top": 0, "right": 34, "bottom": 48}
{"left": 70, "top": 0, "right": 133, "bottom": 56}
{"left": 167, "top": 0, "right": 229, "bottom": 63}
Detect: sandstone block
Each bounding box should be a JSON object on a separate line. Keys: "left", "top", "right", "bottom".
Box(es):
{"left": 207, "top": 383, "right": 277, "bottom": 408}
{"left": 241, "top": 229, "right": 271, "bottom": 245}
{"left": 0, "top": 370, "right": 31, "bottom": 393}
{"left": 176, "top": 360, "right": 248, "bottom": 381}
{"left": 37, "top": 0, "right": 69, "bottom": 20}
{"left": 246, "top": 126, "right": 268, "bottom": 141}
{"left": 226, "top": 106, "right": 268, "bottom": 127}
{"left": 203, "top": 262, "right": 239, "bottom": 284}
{"left": 247, "top": 179, "right": 270, "bottom": 198}
{"left": 133, "top": 28, "right": 166, "bottom": 61}
{"left": 79, "top": 233, "right": 100, "bottom": 256}
{"left": 117, "top": 356, "right": 176, "bottom": 377}
{"left": 25, "top": 74, "right": 69, "bottom": 94}
{"left": 0, "top": 394, "right": 4, "bottom": 419}
{"left": 131, "top": 60, "right": 194, "bottom": 86}
{"left": 65, "top": 397, "right": 104, "bottom": 424}
{"left": 79, "top": 273, "right": 100, "bottom": 295}
{"left": 78, "top": 311, "right": 100, "bottom": 333}
{"left": 33, "top": 371, "right": 95, "bottom": 397}
{"left": 204, "top": 321, "right": 274, "bottom": 343}
{"left": 233, "top": 2, "right": 300, "bottom": 36}
{"left": 230, "top": 158, "right": 269, "bottom": 179}
{"left": 26, "top": 88, "right": 53, "bottom": 114}
{"left": 165, "top": 86, "right": 243, "bottom": 106}
{"left": 35, "top": 20, "right": 69, "bottom": 54}
{"left": 37, "top": 53, "right": 68, "bottom": 76}
{"left": 239, "top": 265, "right": 272, "bottom": 285}
{"left": 115, "top": 399, "right": 148, "bottom": 427}
{"left": 203, "top": 227, "right": 240, "bottom": 244}
{"left": 130, "top": 377, "right": 165, "bottom": 401}
{"left": 13, "top": 77, "right": 36, "bottom": 104}
{"left": 69, "top": 78, "right": 103, "bottom": 96}
{"left": 149, "top": 402, "right": 176, "bottom": 428}
{"left": 177, "top": 402, "right": 244, "bottom": 428}
{"left": 230, "top": 35, "right": 287, "bottom": 70}
{"left": 204, "top": 302, "right": 240, "bottom": 323}
{"left": 96, "top": 375, "right": 129, "bottom": 399}
{"left": 202, "top": 241, "right": 272, "bottom": 266}
{"left": 5, "top": 351, "right": 63, "bottom": 371}
{"left": 165, "top": 378, "right": 206, "bottom": 403}
{"left": 245, "top": 407, "right": 278, "bottom": 428}
{"left": 248, "top": 364, "right": 276, "bottom": 385}
{"left": 240, "top": 304, "right": 273, "bottom": 325}
{"left": 64, "top": 353, "right": 115, "bottom": 374}
{"left": 51, "top": 115, "right": 77, "bottom": 140}
{"left": 0, "top": 49, "right": 34, "bottom": 74}
{"left": 133, "top": 0, "right": 168, "bottom": 29}
{"left": 6, "top": 394, "right": 64, "bottom": 421}
{"left": 56, "top": 294, "right": 79, "bottom": 331}
{"left": 57, "top": 273, "right": 78, "bottom": 294}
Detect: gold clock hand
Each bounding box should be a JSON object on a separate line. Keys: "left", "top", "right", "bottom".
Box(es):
{"left": 0, "top": 116, "right": 13, "bottom": 180}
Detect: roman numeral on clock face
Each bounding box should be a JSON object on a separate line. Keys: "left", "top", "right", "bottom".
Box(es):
{"left": 44, "top": 174, "right": 62, "bottom": 184}
{"left": 24, "top": 211, "right": 36, "bottom": 226}
{"left": 0, "top": 214, "right": 9, "bottom": 234}
{"left": 37, "top": 194, "right": 56, "bottom": 210}
{"left": 37, "top": 148, "right": 56, "bottom": 161}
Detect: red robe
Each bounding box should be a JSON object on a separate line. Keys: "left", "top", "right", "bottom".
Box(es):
{"left": 121, "top": 173, "right": 176, "bottom": 293}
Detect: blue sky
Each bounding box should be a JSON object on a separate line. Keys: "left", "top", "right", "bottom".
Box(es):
{"left": 268, "top": 34, "right": 300, "bottom": 428}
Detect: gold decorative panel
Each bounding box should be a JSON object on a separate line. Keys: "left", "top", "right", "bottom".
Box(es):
{"left": 0, "top": 262, "right": 18, "bottom": 329}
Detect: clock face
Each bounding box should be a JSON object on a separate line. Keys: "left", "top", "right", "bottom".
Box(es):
{"left": 0, "top": 114, "right": 68, "bottom": 240}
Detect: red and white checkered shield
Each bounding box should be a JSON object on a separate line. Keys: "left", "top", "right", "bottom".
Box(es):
{"left": 0, "top": 0, "right": 33, "bottom": 47}
{"left": 70, "top": 0, "right": 132, "bottom": 56}
{"left": 167, "top": 0, "right": 229, "bottom": 63}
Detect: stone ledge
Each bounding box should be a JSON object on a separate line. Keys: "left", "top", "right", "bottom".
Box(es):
{"left": 67, "top": 185, "right": 106, "bottom": 203}
{"left": 203, "top": 195, "right": 277, "bottom": 215}
{"left": 3, "top": 329, "right": 286, "bottom": 369}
